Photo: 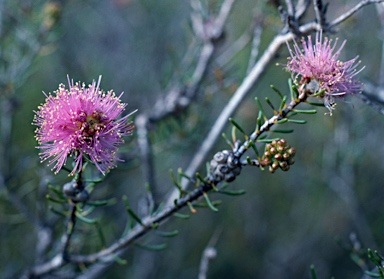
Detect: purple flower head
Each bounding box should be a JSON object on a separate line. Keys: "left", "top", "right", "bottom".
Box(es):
{"left": 285, "top": 32, "right": 364, "bottom": 112}
{"left": 33, "top": 76, "right": 136, "bottom": 175}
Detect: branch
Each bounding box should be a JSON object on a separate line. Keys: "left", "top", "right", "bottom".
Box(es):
{"left": 313, "top": 0, "right": 328, "bottom": 30}
{"left": 295, "top": 0, "right": 311, "bottom": 19}
{"left": 24, "top": 1, "right": 384, "bottom": 277}
{"left": 329, "top": 0, "right": 384, "bottom": 28}
{"left": 165, "top": 0, "right": 383, "bottom": 208}
{"left": 359, "top": 80, "right": 384, "bottom": 115}
{"left": 134, "top": 0, "right": 235, "bottom": 207}
{"left": 27, "top": 87, "right": 308, "bottom": 277}
{"left": 198, "top": 230, "right": 220, "bottom": 279}
{"left": 376, "top": 3, "right": 384, "bottom": 85}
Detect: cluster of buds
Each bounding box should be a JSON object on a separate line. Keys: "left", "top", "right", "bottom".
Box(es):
{"left": 209, "top": 150, "right": 242, "bottom": 183}
{"left": 260, "top": 139, "right": 295, "bottom": 173}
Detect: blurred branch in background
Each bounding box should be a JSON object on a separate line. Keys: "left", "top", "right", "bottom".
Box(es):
{"left": 198, "top": 229, "right": 220, "bottom": 279}
{"left": 166, "top": 0, "right": 384, "bottom": 207}
{"left": 0, "top": 0, "right": 61, "bottom": 275}
{"left": 135, "top": 0, "right": 235, "bottom": 210}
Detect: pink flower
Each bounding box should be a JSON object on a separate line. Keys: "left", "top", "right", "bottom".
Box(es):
{"left": 286, "top": 32, "right": 364, "bottom": 111}
{"left": 33, "top": 76, "right": 136, "bottom": 175}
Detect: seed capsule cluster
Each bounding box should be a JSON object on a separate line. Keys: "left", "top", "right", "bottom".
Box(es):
{"left": 260, "top": 139, "right": 296, "bottom": 173}
{"left": 63, "top": 181, "right": 89, "bottom": 202}
{"left": 209, "top": 150, "right": 242, "bottom": 183}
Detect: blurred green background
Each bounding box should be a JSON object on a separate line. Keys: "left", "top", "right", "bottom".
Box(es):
{"left": 1, "top": 0, "right": 384, "bottom": 278}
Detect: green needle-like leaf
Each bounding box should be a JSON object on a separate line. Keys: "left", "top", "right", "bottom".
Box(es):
{"left": 49, "top": 206, "right": 67, "bottom": 217}
{"left": 271, "top": 129, "right": 294, "bottom": 133}
{"left": 170, "top": 169, "right": 183, "bottom": 194}
{"left": 248, "top": 141, "right": 260, "bottom": 158}
{"left": 276, "top": 118, "right": 288, "bottom": 124}
{"left": 114, "top": 255, "right": 127, "bottom": 265}
{"left": 312, "top": 89, "right": 326, "bottom": 97}
{"left": 229, "top": 118, "right": 247, "bottom": 136}
{"left": 257, "top": 138, "right": 280, "bottom": 143}
{"left": 221, "top": 132, "right": 234, "bottom": 149}
{"left": 255, "top": 97, "right": 267, "bottom": 120}
{"left": 203, "top": 193, "right": 219, "bottom": 212}
{"left": 218, "top": 189, "right": 246, "bottom": 195}
{"left": 279, "top": 95, "right": 287, "bottom": 112}
{"left": 292, "top": 109, "right": 317, "bottom": 114}
{"left": 123, "top": 196, "right": 144, "bottom": 226}
{"left": 265, "top": 97, "right": 277, "bottom": 114}
{"left": 364, "top": 271, "right": 381, "bottom": 278}
{"left": 135, "top": 242, "right": 167, "bottom": 251}
{"left": 288, "top": 79, "right": 297, "bottom": 100}
{"left": 95, "top": 221, "right": 106, "bottom": 247}
{"left": 287, "top": 119, "right": 307, "bottom": 124}
{"left": 306, "top": 101, "right": 325, "bottom": 107}
{"left": 270, "top": 84, "right": 283, "bottom": 99}
{"left": 75, "top": 212, "right": 97, "bottom": 224}
{"left": 155, "top": 230, "right": 179, "bottom": 237}
{"left": 48, "top": 184, "right": 65, "bottom": 198}
{"left": 195, "top": 172, "right": 208, "bottom": 184}
{"left": 310, "top": 265, "right": 317, "bottom": 279}
{"left": 46, "top": 195, "right": 67, "bottom": 204}
{"left": 256, "top": 111, "right": 263, "bottom": 132}
{"left": 173, "top": 213, "right": 190, "bottom": 219}
{"left": 85, "top": 198, "right": 116, "bottom": 207}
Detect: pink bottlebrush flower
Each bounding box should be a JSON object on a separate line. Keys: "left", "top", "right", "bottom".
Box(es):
{"left": 33, "top": 76, "right": 136, "bottom": 175}
{"left": 285, "top": 32, "right": 364, "bottom": 111}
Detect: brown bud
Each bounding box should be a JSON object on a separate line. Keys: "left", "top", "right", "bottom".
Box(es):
{"left": 272, "top": 161, "right": 279, "bottom": 169}
{"left": 283, "top": 153, "right": 290, "bottom": 160}
{"left": 279, "top": 161, "right": 288, "bottom": 169}
{"left": 260, "top": 159, "right": 271, "bottom": 166}
{"left": 287, "top": 147, "right": 296, "bottom": 156}
{"left": 225, "top": 173, "right": 236, "bottom": 182}
{"left": 277, "top": 145, "right": 285, "bottom": 152}
{"left": 281, "top": 165, "right": 290, "bottom": 171}
{"left": 278, "top": 139, "right": 286, "bottom": 146}
{"left": 274, "top": 153, "right": 283, "bottom": 161}
{"left": 264, "top": 151, "right": 271, "bottom": 158}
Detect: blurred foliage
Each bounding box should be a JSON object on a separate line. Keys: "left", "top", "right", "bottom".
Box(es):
{"left": 2, "top": 0, "right": 384, "bottom": 278}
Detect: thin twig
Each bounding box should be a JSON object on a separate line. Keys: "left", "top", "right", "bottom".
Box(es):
{"left": 25, "top": 1, "right": 384, "bottom": 277}
{"left": 27, "top": 91, "right": 308, "bottom": 277}
{"left": 329, "top": 0, "right": 384, "bottom": 28}
{"left": 359, "top": 80, "right": 384, "bottom": 114}
{"left": 165, "top": 0, "right": 383, "bottom": 208}
{"left": 358, "top": 93, "right": 384, "bottom": 115}
{"left": 376, "top": 3, "right": 384, "bottom": 85}
{"left": 285, "top": 0, "right": 296, "bottom": 17}
{"left": 165, "top": 25, "right": 315, "bottom": 208}
{"left": 135, "top": 0, "right": 235, "bottom": 207}
{"left": 246, "top": 19, "right": 263, "bottom": 74}
{"left": 216, "top": 30, "right": 251, "bottom": 67}
{"left": 198, "top": 229, "right": 221, "bottom": 279}
{"left": 313, "top": 0, "right": 327, "bottom": 30}
{"left": 295, "top": 0, "right": 311, "bottom": 19}
{"left": 62, "top": 203, "right": 78, "bottom": 260}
